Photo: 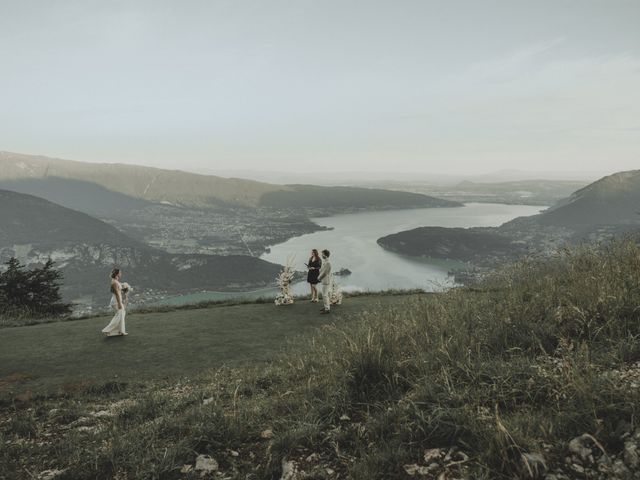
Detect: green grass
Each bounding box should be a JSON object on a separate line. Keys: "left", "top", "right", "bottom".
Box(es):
{"left": 2, "top": 241, "right": 640, "bottom": 479}
{"left": 0, "top": 294, "right": 416, "bottom": 397}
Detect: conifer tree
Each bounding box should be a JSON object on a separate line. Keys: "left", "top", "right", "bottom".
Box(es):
{"left": 0, "top": 258, "right": 71, "bottom": 316}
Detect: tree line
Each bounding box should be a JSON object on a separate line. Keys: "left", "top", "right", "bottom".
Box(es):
{"left": 0, "top": 258, "right": 71, "bottom": 317}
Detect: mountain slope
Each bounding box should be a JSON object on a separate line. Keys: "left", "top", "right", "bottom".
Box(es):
{"left": 0, "top": 177, "right": 151, "bottom": 217}
{"left": 0, "top": 190, "right": 281, "bottom": 306}
{"left": 0, "top": 152, "right": 460, "bottom": 211}
{"left": 0, "top": 151, "right": 287, "bottom": 208}
{"left": 0, "top": 189, "right": 144, "bottom": 247}
{"left": 538, "top": 170, "right": 640, "bottom": 226}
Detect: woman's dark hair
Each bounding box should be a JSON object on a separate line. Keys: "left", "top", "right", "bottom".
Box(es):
{"left": 310, "top": 249, "right": 320, "bottom": 262}
{"left": 110, "top": 268, "right": 121, "bottom": 279}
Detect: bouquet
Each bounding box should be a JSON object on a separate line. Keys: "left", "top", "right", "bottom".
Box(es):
{"left": 121, "top": 282, "right": 133, "bottom": 307}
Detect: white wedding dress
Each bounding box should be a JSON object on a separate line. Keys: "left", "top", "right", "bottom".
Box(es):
{"left": 102, "top": 281, "right": 127, "bottom": 336}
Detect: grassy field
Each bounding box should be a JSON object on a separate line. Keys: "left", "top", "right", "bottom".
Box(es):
{"left": 2, "top": 242, "right": 640, "bottom": 479}
{"left": 0, "top": 294, "right": 416, "bottom": 398}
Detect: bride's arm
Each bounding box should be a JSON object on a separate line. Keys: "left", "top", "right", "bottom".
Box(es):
{"left": 115, "top": 284, "right": 124, "bottom": 310}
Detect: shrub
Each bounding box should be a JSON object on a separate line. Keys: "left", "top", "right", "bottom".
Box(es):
{"left": 0, "top": 257, "right": 71, "bottom": 317}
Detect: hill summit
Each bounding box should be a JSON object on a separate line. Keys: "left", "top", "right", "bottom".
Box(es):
{"left": 0, "top": 151, "right": 283, "bottom": 208}
{"left": 541, "top": 169, "right": 640, "bottom": 226}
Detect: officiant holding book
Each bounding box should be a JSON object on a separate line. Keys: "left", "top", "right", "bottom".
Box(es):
{"left": 306, "top": 249, "right": 322, "bottom": 303}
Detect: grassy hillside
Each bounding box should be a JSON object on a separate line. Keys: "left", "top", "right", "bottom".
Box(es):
{"left": 0, "top": 294, "right": 414, "bottom": 395}
{"left": 2, "top": 242, "right": 640, "bottom": 479}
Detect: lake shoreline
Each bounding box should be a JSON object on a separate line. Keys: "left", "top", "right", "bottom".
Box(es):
{"left": 140, "top": 203, "right": 544, "bottom": 307}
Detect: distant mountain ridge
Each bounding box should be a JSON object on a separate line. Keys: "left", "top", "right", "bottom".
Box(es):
{"left": 0, "top": 151, "right": 284, "bottom": 208}
{"left": 0, "top": 152, "right": 459, "bottom": 211}
{"left": 260, "top": 184, "right": 460, "bottom": 210}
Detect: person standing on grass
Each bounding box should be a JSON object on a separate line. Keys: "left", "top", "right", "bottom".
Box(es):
{"left": 306, "top": 248, "right": 322, "bottom": 303}
{"left": 317, "top": 249, "right": 332, "bottom": 314}
{"left": 102, "top": 268, "right": 128, "bottom": 336}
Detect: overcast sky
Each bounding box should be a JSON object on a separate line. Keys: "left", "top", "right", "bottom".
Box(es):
{"left": 0, "top": 0, "right": 638, "bottom": 175}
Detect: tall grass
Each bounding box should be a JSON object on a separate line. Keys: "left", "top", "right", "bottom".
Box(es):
{"left": 3, "top": 240, "right": 640, "bottom": 479}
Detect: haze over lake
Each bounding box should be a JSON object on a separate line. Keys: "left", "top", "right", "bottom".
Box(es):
{"left": 262, "top": 203, "right": 544, "bottom": 294}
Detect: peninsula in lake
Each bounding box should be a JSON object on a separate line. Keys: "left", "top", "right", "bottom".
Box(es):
{"left": 378, "top": 170, "right": 640, "bottom": 270}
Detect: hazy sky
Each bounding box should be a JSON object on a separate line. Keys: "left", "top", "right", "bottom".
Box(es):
{"left": 0, "top": 0, "right": 638, "bottom": 175}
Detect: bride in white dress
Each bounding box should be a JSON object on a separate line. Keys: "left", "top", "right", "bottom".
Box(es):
{"left": 102, "top": 268, "right": 128, "bottom": 336}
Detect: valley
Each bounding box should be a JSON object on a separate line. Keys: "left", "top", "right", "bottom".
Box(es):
{"left": 0, "top": 153, "right": 463, "bottom": 313}
{"left": 108, "top": 204, "right": 326, "bottom": 256}
{"left": 0, "top": 152, "right": 461, "bottom": 260}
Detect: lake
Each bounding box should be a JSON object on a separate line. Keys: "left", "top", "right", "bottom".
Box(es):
{"left": 260, "top": 202, "right": 544, "bottom": 295}
{"left": 158, "top": 203, "right": 544, "bottom": 305}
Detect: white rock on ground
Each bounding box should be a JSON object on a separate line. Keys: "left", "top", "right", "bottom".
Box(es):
{"left": 305, "top": 453, "right": 319, "bottom": 463}
{"left": 37, "top": 470, "right": 66, "bottom": 480}
{"left": 403, "top": 463, "right": 430, "bottom": 476}
{"left": 90, "top": 410, "right": 113, "bottom": 418}
{"left": 280, "top": 458, "right": 302, "bottom": 480}
{"left": 423, "top": 448, "right": 443, "bottom": 463}
{"left": 623, "top": 440, "right": 639, "bottom": 469}
{"left": 194, "top": 454, "right": 218, "bottom": 475}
